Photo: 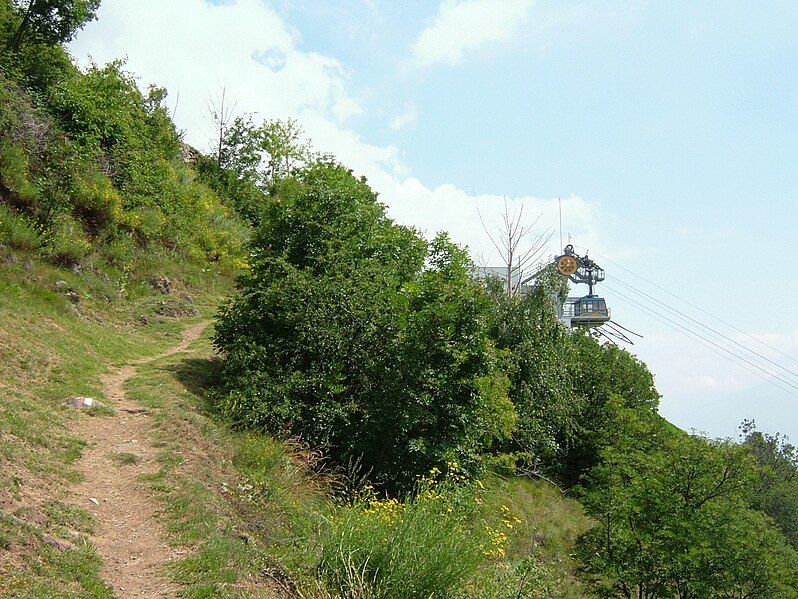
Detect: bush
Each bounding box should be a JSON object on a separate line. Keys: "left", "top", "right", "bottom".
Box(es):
{"left": 100, "top": 232, "right": 136, "bottom": 268}
{"left": 0, "top": 203, "right": 42, "bottom": 250}
{"left": 214, "top": 161, "right": 514, "bottom": 490}
{"left": 0, "top": 139, "right": 39, "bottom": 208}
{"left": 316, "top": 470, "right": 490, "bottom": 598}
{"left": 42, "top": 212, "right": 90, "bottom": 266}
{"left": 0, "top": 32, "right": 247, "bottom": 276}
{"left": 71, "top": 169, "right": 123, "bottom": 236}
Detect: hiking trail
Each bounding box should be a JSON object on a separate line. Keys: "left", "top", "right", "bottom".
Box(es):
{"left": 69, "top": 321, "right": 209, "bottom": 598}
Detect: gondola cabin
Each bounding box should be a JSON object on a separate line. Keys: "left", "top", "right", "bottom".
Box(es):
{"left": 560, "top": 296, "right": 611, "bottom": 328}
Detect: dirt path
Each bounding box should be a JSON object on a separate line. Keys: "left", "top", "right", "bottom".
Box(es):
{"left": 70, "top": 321, "right": 209, "bottom": 598}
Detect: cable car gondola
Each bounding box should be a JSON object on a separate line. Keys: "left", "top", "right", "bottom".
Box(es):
{"left": 554, "top": 245, "right": 611, "bottom": 329}
{"left": 565, "top": 295, "right": 611, "bottom": 327}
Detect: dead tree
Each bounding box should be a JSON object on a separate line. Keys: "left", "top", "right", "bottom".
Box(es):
{"left": 479, "top": 197, "right": 552, "bottom": 297}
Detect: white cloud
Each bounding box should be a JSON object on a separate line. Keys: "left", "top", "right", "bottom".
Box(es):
{"left": 67, "top": 0, "right": 606, "bottom": 270}
{"left": 410, "top": 0, "right": 535, "bottom": 68}
{"left": 389, "top": 105, "right": 418, "bottom": 130}
{"left": 381, "top": 183, "right": 601, "bottom": 271}
{"left": 69, "top": 0, "right": 360, "bottom": 153}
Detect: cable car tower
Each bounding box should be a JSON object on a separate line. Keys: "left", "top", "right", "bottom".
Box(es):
{"left": 555, "top": 244, "right": 611, "bottom": 328}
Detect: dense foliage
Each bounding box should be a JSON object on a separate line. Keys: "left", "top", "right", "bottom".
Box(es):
{"left": 196, "top": 115, "right": 313, "bottom": 225}
{"left": 486, "top": 280, "right": 660, "bottom": 484}
{"left": 576, "top": 405, "right": 798, "bottom": 598}
{"left": 0, "top": 0, "right": 245, "bottom": 273}
{"left": 742, "top": 420, "right": 798, "bottom": 551}
{"left": 214, "top": 160, "right": 515, "bottom": 489}
{"left": 9, "top": 0, "right": 99, "bottom": 48}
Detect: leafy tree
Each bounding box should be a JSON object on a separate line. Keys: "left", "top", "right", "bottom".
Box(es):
{"left": 214, "top": 160, "right": 514, "bottom": 489}
{"left": 218, "top": 116, "right": 313, "bottom": 189}
{"left": 485, "top": 270, "right": 659, "bottom": 484}
{"left": 47, "top": 59, "right": 183, "bottom": 206}
{"left": 560, "top": 334, "right": 660, "bottom": 483}
{"left": 577, "top": 406, "right": 798, "bottom": 598}
{"left": 486, "top": 279, "right": 583, "bottom": 469}
{"left": 8, "top": 0, "right": 100, "bottom": 49}
{"left": 742, "top": 420, "right": 798, "bottom": 551}
{"left": 199, "top": 115, "right": 313, "bottom": 224}
{"left": 0, "top": 0, "right": 76, "bottom": 95}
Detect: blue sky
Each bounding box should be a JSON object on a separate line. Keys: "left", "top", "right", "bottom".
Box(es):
{"left": 70, "top": 0, "right": 798, "bottom": 441}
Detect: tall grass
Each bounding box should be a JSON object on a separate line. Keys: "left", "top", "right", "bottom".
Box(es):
{"left": 316, "top": 472, "right": 489, "bottom": 599}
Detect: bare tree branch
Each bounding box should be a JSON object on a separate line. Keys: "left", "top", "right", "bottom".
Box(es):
{"left": 477, "top": 196, "right": 554, "bottom": 297}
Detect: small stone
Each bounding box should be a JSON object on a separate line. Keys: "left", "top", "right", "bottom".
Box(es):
{"left": 54, "top": 280, "right": 68, "bottom": 288}
{"left": 66, "top": 396, "right": 108, "bottom": 410}
{"left": 150, "top": 275, "right": 172, "bottom": 294}
{"left": 89, "top": 497, "right": 99, "bottom": 505}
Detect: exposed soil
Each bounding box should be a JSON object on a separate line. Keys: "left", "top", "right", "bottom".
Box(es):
{"left": 69, "top": 321, "right": 209, "bottom": 598}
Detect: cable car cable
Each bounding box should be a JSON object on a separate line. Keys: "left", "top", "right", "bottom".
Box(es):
{"left": 605, "top": 284, "right": 798, "bottom": 398}
{"left": 602, "top": 322, "right": 635, "bottom": 344}
{"left": 604, "top": 280, "right": 798, "bottom": 386}
{"left": 606, "top": 276, "right": 798, "bottom": 385}
{"left": 581, "top": 247, "right": 798, "bottom": 368}
{"left": 606, "top": 319, "right": 644, "bottom": 339}
{"left": 606, "top": 287, "right": 798, "bottom": 399}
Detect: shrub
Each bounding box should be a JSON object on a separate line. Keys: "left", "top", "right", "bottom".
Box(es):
{"left": 120, "top": 205, "right": 163, "bottom": 246}
{"left": 100, "top": 232, "right": 136, "bottom": 268}
{"left": 71, "top": 169, "right": 122, "bottom": 236}
{"left": 42, "top": 212, "right": 90, "bottom": 266}
{"left": 215, "top": 161, "right": 514, "bottom": 490}
{"left": 0, "top": 203, "right": 42, "bottom": 250}
{"left": 0, "top": 139, "right": 39, "bottom": 207}
{"left": 316, "top": 469, "right": 490, "bottom": 598}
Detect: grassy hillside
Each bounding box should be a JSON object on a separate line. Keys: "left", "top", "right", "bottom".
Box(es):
{"left": 0, "top": 251, "right": 593, "bottom": 597}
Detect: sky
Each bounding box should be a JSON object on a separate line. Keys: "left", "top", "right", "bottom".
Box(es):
{"left": 69, "top": 0, "right": 798, "bottom": 442}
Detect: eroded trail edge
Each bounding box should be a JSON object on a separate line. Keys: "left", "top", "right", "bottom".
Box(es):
{"left": 70, "top": 321, "right": 209, "bottom": 598}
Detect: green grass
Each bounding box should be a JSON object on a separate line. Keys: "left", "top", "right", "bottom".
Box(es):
{"left": 2, "top": 543, "right": 115, "bottom": 599}
{"left": 0, "top": 247, "right": 237, "bottom": 596}
{"left": 0, "top": 248, "right": 594, "bottom": 598}
{"left": 476, "top": 476, "right": 594, "bottom": 598}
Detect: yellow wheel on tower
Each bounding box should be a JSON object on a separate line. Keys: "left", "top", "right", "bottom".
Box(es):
{"left": 557, "top": 255, "right": 578, "bottom": 276}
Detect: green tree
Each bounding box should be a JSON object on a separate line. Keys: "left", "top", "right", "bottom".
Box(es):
{"left": 742, "top": 420, "right": 798, "bottom": 551}
{"left": 485, "top": 271, "right": 659, "bottom": 484}
{"left": 560, "top": 334, "right": 660, "bottom": 483}
{"left": 9, "top": 0, "right": 100, "bottom": 49}
{"left": 199, "top": 115, "right": 313, "bottom": 224}
{"left": 577, "top": 406, "right": 798, "bottom": 598}
{"left": 214, "top": 160, "right": 514, "bottom": 489}
{"left": 486, "top": 278, "right": 583, "bottom": 469}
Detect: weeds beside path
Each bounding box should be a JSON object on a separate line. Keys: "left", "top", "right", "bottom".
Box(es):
{"left": 69, "top": 321, "right": 210, "bottom": 598}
